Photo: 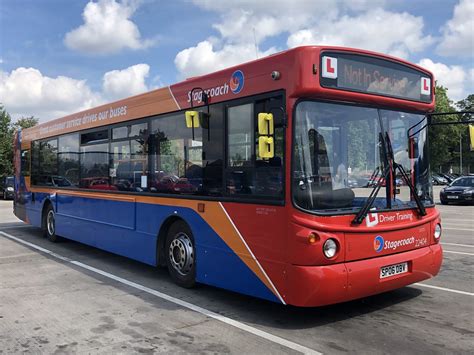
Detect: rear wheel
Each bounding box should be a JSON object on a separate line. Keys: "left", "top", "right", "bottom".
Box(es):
{"left": 165, "top": 221, "right": 196, "bottom": 288}
{"left": 43, "top": 205, "right": 60, "bottom": 242}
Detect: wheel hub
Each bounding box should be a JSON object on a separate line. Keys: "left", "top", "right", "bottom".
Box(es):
{"left": 47, "top": 210, "right": 55, "bottom": 236}
{"left": 169, "top": 233, "right": 194, "bottom": 276}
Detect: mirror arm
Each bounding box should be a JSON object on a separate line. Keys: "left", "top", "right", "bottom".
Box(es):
{"left": 269, "top": 106, "right": 287, "bottom": 128}
{"left": 189, "top": 87, "right": 211, "bottom": 141}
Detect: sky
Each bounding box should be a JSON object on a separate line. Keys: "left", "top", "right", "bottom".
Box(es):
{"left": 0, "top": 0, "right": 472, "bottom": 122}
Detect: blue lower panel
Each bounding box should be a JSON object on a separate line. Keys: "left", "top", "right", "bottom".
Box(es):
{"left": 24, "top": 193, "right": 280, "bottom": 303}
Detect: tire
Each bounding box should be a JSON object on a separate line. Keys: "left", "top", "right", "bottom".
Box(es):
{"left": 165, "top": 221, "right": 196, "bottom": 288}
{"left": 440, "top": 199, "right": 448, "bottom": 205}
{"left": 43, "top": 204, "right": 60, "bottom": 242}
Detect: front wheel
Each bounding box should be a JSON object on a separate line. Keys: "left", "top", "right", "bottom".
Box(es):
{"left": 165, "top": 221, "right": 196, "bottom": 288}
{"left": 43, "top": 205, "right": 60, "bottom": 242}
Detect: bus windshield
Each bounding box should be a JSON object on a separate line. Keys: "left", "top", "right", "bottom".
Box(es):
{"left": 293, "top": 101, "right": 433, "bottom": 213}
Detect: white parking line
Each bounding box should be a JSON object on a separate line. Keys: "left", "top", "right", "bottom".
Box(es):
{"left": 443, "top": 250, "right": 474, "bottom": 256}
{"left": 442, "top": 227, "right": 474, "bottom": 232}
{"left": 442, "top": 242, "right": 474, "bottom": 248}
{"left": 0, "top": 231, "right": 321, "bottom": 355}
{"left": 0, "top": 224, "right": 34, "bottom": 230}
{"left": 415, "top": 283, "right": 474, "bottom": 296}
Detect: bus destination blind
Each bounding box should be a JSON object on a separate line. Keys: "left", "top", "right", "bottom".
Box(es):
{"left": 320, "top": 52, "right": 432, "bottom": 103}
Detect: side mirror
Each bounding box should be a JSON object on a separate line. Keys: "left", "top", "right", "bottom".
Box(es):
{"left": 185, "top": 111, "right": 200, "bottom": 128}
{"left": 258, "top": 136, "right": 274, "bottom": 159}
{"left": 199, "top": 112, "right": 210, "bottom": 129}
{"left": 258, "top": 113, "right": 274, "bottom": 135}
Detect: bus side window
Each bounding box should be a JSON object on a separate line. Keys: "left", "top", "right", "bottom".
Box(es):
{"left": 254, "top": 96, "right": 284, "bottom": 198}
{"left": 225, "top": 95, "right": 284, "bottom": 200}
{"left": 21, "top": 149, "right": 30, "bottom": 177}
{"left": 37, "top": 138, "right": 58, "bottom": 186}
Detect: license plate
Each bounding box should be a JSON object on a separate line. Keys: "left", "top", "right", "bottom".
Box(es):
{"left": 380, "top": 262, "right": 408, "bottom": 279}
{"left": 447, "top": 195, "right": 459, "bottom": 199}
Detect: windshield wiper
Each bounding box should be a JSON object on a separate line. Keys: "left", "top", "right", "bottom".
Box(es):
{"left": 352, "top": 133, "right": 389, "bottom": 225}
{"left": 384, "top": 132, "right": 426, "bottom": 217}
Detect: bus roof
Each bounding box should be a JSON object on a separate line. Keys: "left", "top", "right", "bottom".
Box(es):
{"left": 21, "top": 46, "right": 435, "bottom": 142}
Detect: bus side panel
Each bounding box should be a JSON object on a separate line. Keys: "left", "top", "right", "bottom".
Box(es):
{"left": 55, "top": 194, "right": 157, "bottom": 265}
{"left": 25, "top": 192, "right": 50, "bottom": 228}
{"left": 48, "top": 194, "right": 280, "bottom": 302}
{"left": 139, "top": 200, "right": 280, "bottom": 302}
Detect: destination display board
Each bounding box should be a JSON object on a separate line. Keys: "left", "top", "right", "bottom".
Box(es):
{"left": 320, "top": 52, "right": 432, "bottom": 103}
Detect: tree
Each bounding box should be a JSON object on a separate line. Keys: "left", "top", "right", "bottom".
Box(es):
{"left": 0, "top": 105, "right": 14, "bottom": 178}
{"left": 14, "top": 116, "right": 39, "bottom": 130}
{"left": 0, "top": 106, "right": 39, "bottom": 179}
{"left": 428, "top": 85, "right": 464, "bottom": 172}
{"left": 457, "top": 94, "right": 474, "bottom": 112}
{"left": 456, "top": 94, "right": 474, "bottom": 173}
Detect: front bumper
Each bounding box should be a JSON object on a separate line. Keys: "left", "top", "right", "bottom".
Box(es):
{"left": 440, "top": 192, "right": 473, "bottom": 203}
{"left": 285, "top": 244, "right": 442, "bottom": 307}
{"left": 3, "top": 190, "right": 14, "bottom": 199}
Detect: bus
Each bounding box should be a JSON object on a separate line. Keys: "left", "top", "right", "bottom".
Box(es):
{"left": 13, "top": 46, "right": 443, "bottom": 307}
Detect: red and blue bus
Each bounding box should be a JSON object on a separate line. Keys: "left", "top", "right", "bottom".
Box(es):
{"left": 13, "top": 46, "right": 442, "bottom": 306}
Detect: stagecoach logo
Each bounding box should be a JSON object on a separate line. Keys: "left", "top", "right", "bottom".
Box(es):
{"left": 230, "top": 70, "right": 244, "bottom": 94}
{"left": 186, "top": 69, "right": 245, "bottom": 103}
{"left": 374, "top": 235, "right": 416, "bottom": 253}
{"left": 374, "top": 235, "right": 384, "bottom": 253}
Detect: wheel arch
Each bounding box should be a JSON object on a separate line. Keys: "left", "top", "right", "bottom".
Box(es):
{"left": 41, "top": 198, "right": 53, "bottom": 230}
{"left": 156, "top": 216, "right": 191, "bottom": 267}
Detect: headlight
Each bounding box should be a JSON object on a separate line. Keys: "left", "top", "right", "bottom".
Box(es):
{"left": 6, "top": 187, "right": 13, "bottom": 191}
{"left": 462, "top": 189, "right": 474, "bottom": 195}
{"left": 434, "top": 223, "right": 441, "bottom": 242}
{"left": 323, "top": 239, "right": 338, "bottom": 258}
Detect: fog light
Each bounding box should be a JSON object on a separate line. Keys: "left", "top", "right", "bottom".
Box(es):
{"left": 323, "top": 239, "right": 337, "bottom": 258}
{"left": 308, "top": 232, "right": 319, "bottom": 244}
{"left": 434, "top": 223, "right": 441, "bottom": 242}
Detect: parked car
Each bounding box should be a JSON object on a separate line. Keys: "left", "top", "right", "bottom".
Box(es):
{"left": 1, "top": 176, "right": 14, "bottom": 200}
{"left": 438, "top": 173, "right": 455, "bottom": 184}
{"left": 172, "top": 178, "right": 198, "bottom": 194}
{"left": 440, "top": 176, "right": 474, "bottom": 205}
{"left": 432, "top": 173, "right": 448, "bottom": 185}
{"left": 79, "top": 177, "right": 118, "bottom": 191}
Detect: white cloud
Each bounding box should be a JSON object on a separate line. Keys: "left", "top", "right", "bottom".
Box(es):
{"left": 0, "top": 64, "right": 152, "bottom": 121}
{"left": 176, "top": 2, "right": 430, "bottom": 78}
{"left": 288, "top": 9, "right": 433, "bottom": 59}
{"left": 437, "top": 0, "right": 474, "bottom": 58}
{"left": 418, "top": 58, "right": 468, "bottom": 101}
{"left": 64, "top": 0, "right": 154, "bottom": 55}
{"left": 102, "top": 63, "right": 149, "bottom": 100}
{"left": 192, "top": 0, "right": 338, "bottom": 45}
{"left": 175, "top": 40, "right": 277, "bottom": 79}
{"left": 0, "top": 67, "right": 102, "bottom": 121}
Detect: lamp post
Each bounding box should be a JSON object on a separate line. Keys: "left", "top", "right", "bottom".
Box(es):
{"left": 459, "top": 133, "right": 463, "bottom": 175}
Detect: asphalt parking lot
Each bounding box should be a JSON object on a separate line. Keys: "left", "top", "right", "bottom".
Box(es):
{"left": 0, "top": 186, "right": 472, "bottom": 354}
